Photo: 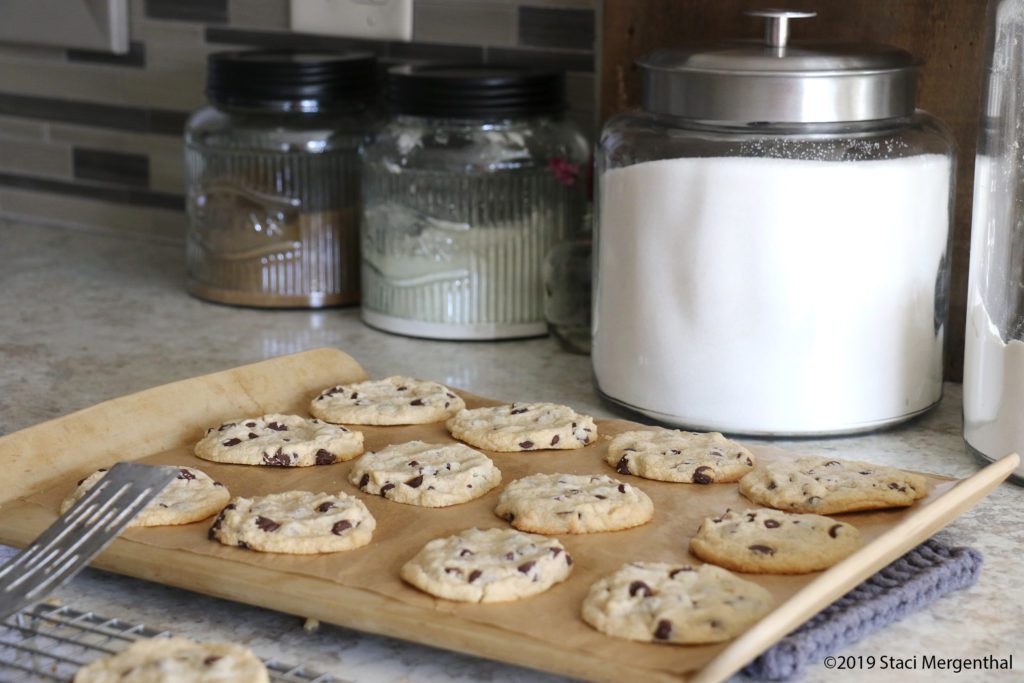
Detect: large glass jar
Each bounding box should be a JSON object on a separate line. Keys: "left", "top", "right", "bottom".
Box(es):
{"left": 964, "top": 0, "right": 1024, "bottom": 482}
{"left": 360, "top": 65, "right": 589, "bottom": 340}
{"left": 185, "top": 51, "right": 376, "bottom": 308}
{"left": 593, "top": 11, "right": 956, "bottom": 436}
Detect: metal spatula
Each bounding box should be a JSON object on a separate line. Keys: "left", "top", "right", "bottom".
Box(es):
{"left": 0, "top": 462, "right": 179, "bottom": 620}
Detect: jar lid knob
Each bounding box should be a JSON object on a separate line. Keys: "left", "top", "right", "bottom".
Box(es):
{"left": 745, "top": 8, "right": 816, "bottom": 48}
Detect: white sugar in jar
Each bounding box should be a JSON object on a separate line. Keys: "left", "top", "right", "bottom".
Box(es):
{"left": 592, "top": 10, "right": 956, "bottom": 436}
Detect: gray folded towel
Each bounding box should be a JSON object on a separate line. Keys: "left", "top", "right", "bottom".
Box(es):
{"left": 743, "top": 540, "right": 983, "bottom": 681}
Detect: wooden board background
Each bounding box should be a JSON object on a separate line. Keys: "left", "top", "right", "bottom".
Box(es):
{"left": 599, "top": 0, "right": 990, "bottom": 381}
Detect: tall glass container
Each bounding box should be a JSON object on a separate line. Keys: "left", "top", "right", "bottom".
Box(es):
{"left": 185, "top": 51, "right": 376, "bottom": 308}
{"left": 360, "top": 65, "right": 589, "bottom": 340}
{"left": 593, "top": 10, "right": 956, "bottom": 435}
{"left": 964, "top": 0, "right": 1024, "bottom": 482}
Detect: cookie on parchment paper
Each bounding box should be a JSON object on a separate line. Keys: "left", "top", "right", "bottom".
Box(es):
{"left": 208, "top": 490, "right": 375, "bottom": 554}
{"left": 61, "top": 466, "right": 229, "bottom": 528}
{"left": 72, "top": 636, "right": 268, "bottom": 683}
{"left": 310, "top": 375, "right": 465, "bottom": 425}
{"left": 606, "top": 429, "right": 755, "bottom": 484}
{"left": 194, "top": 414, "right": 363, "bottom": 467}
{"left": 400, "top": 527, "right": 573, "bottom": 603}
{"left": 739, "top": 455, "right": 929, "bottom": 514}
{"left": 689, "top": 508, "right": 862, "bottom": 574}
{"left": 581, "top": 562, "right": 774, "bottom": 644}
{"left": 495, "top": 473, "right": 653, "bottom": 534}
{"left": 446, "top": 402, "right": 597, "bottom": 452}
{"left": 349, "top": 440, "right": 501, "bottom": 507}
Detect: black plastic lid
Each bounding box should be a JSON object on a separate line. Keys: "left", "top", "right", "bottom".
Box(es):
{"left": 206, "top": 50, "right": 376, "bottom": 112}
{"left": 387, "top": 64, "right": 566, "bottom": 118}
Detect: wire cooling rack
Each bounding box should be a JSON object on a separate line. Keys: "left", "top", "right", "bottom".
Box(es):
{"left": 0, "top": 603, "right": 345, "bottom": 682}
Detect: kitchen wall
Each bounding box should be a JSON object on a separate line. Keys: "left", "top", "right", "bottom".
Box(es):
{"left": 0, "top": 0, "right": 596, "bottom": 241}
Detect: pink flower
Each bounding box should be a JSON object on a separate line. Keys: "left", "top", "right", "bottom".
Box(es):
{"left": 549, "top": 157, "right": 581, "bottom": 186}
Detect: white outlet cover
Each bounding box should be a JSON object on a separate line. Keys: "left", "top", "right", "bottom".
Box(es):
{"left": 291, "top": 0, "right": 413, "bottom": 42}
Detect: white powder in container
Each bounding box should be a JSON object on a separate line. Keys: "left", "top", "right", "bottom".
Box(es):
{"left": 593, "top": 154, "right": 951, "bottom": 435}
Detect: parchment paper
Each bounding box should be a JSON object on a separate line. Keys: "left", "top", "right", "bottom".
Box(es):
{"left": 0, "top": 348, "right": 955, "bottom": 682}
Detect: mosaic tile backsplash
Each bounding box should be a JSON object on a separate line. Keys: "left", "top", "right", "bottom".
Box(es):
{"left": 0, "top": 0, "right": 596, "bottom": 240}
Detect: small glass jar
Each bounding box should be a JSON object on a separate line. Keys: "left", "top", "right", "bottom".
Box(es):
{"left": 185, "top": 50, "right": 376, "bottom": 308}
{"left": 593, "top": 11, "right": 956, "bottom": 435}
{"left": 360, "top": 65, "right": 589, "bottom": 340}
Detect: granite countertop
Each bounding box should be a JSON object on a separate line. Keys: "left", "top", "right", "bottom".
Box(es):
{"left": 2, "top": 219, "right": 1021, "bottom": 682}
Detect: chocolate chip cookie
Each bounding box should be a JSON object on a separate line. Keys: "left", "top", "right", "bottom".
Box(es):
{"left": 310, "top": 376, "right": 465, "bottom": 425}
{"left": 689, "top": 508, "right": 862, "bottom": 574}
{"left": 446, "top": 403, "right": 597, "bottom": 452}
{"left": 194, "top": 414, "right": 363, "bottom": 467}
{"left": 495, "top": 473, "right": 653, "bottom": 534}
{"left": 581, "top": 562, "right": 774, "bottom": 644}
{"left": 606, "top": 429, "right": 755, "bottom": 484}
{"left": 400, "top": 527, "right": 573, "bottom": 603}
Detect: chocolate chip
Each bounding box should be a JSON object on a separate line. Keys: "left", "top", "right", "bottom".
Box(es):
{"left": 218, "top": 423, "right": 234, "bottom": 431}
{"left": 397, "top": 386, "right": 408, "bottom": 391}
{"left": 255, "top": 516, "right": 280, "bottom": 532}
{"left": 446, "top": 392, "right": 456, "bottom": 399}
{"left": 616, "top": 456, "right": 631, "bottom": 475}
{"left": 669, "top": 567, "right": 693, "bottom": 578}
{"left": 225, "top": 503, "right": 236, "bottom": 510}
{"left": 213, "top": 481, "right": 224, "bottom": 487}
{"left": 380, "top": 483, "right": 395, "bottom": 496}
{"left": 315, "top": 449, "right": 336, "bottom": 466}
{"left": 746, "top": 458, "right": 753, "bottom": 466}
{"left": 825, "top": 460, "right": 841, "bottom": 466}
{"left": 767, "top": 482, "right": 777, "bottom": 490}
{"left": 617, "top": 484, "right": 626, "bottom": 493}
{"left": 359, "top": 473, "right": 370, "bottom": 489}
{"left": 459, "top": 548, "right": 474, "bottom": 557}
{"left": 247, "top": 432, "right": 259, "bottom": 440}
{"left": 410, "top": 398, "right": 424, "bottom": 406}
{"left": 596, "top": 494, "right": 607, "bottom": 500}
{"left": 204, "top": 655, "right": 221, "bottom": 666}
{"left": 504, "top": 512, "right": 515, "bottom": 522}
{"left": 77, "top": 477, "right": 87, "bottom": 486}
{"left": 550, "top": 435, "right": 560, "bottom": 446}
{"left": 177, "top": 469, "right": 195, "bottom": 480}
{"left": 237, "top": 541, "right": 249, "bottom": 549}
{"left": 764, "top": 519, "right": 781, "bottom": 529}
{"left": 629, "top": 581, "right": 652, "bottom": 597}
{"left": 316, "top": 502, "right": 335, "bottom": 513}
{"left": 549, "top": 547, "right": 562, "bottom": 557}
{"left": 749, "top": 544, "right": 775, "bottom": 555}
{"left": 445, "top": 567, "right": 461, "bottom": 576}
{"left": 746, "top": 512, "right": 757, "bottom": 521}
{"left": 408, "top": 460, "right": 419, "bottom": 468}
{"left": 350, "top": 392, "right": 359, "bottom": 400}
{"left": 654, "top": 620, "right": 673, "bottom": 640}
{"left": 222, "top": 438, "right": 242, "bottom": 447}
{"left": 266, "top": 421, "right": 287, "bottom": 431}
{"left": 262, "top": 449, "right": 291, "bottom": 467}
{"left": 519, "top": 440, "right": 534, "bottom": 449}
{"left": 510, "top": 407, "right": 528, "bottom": 415}
{"left": 692, "top": 466, "right": 714, "bottom": 485}
{"left": 566, "top": 554, "right": 573, "bottom": 566}
{"left": 517, "top": 561, "right": 535, "bottom": 574}
{"left": 332, "top": 520, "right": 352, "bottom": 535}
{"left": 468, "top": 569, "right": 482, "bottom": 582}
{"left": 245, "top": 422, "right": 256, "bottom": 427}
{"left": 406, "top": 475, "right": 424, "bottom": 488}
{"left": 505, "top": 552, "right": 515, "bottom": 560}
{"left": 859, "top": 470, "right": 872, "bottom": 475}
{"left": 828, "top": 524, "right": 842, "bottom": 538}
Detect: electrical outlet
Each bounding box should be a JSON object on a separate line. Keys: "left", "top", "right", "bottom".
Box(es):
{"left": 291, "top": 0, "right": 413, "bottom": 42}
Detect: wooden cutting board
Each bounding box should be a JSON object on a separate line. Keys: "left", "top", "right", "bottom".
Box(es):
{"left": 0, "top": 348, "right": 1015, "bottom": 683}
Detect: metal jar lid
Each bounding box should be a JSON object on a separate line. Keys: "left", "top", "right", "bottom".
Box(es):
{"left": 637, "top": 10, "right": 919, "bottom": 123}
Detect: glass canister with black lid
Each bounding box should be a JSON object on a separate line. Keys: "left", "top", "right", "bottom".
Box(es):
{"left": 185, "top": 50, "right": 376, "bottom": 308}
{"left": 360, "top": 64, "right": 589, "bottom": 340}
